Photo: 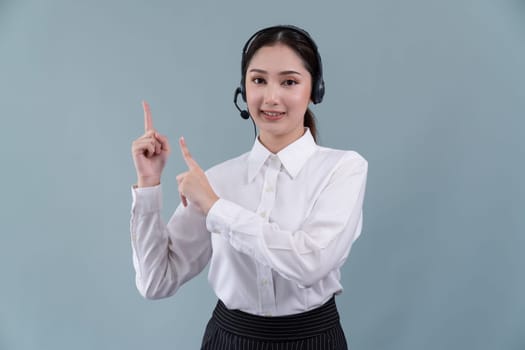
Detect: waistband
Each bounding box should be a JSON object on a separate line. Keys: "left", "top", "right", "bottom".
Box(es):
{"left": 211, "top": 296, "right": 341, "bottom": 341}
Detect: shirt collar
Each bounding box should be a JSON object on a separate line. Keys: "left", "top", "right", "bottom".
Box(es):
{"left": 247, "top": 128, "right": 317, "bottom": 182}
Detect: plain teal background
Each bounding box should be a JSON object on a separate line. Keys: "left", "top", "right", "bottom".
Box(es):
{"left": 1, "top": 0, "right": 524, "bottom": 349}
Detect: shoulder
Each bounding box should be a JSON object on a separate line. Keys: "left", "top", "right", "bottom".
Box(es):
{"left": 314, "top": 145, "right": 368, "bottom": 174}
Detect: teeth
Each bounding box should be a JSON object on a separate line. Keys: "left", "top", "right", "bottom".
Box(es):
{"left": 263, "top": 112, "right": 283, "bottom": 116}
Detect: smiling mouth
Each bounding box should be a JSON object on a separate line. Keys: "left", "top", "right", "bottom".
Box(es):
{"left": 261, "top": 111, "right": 285, "bottom": 120}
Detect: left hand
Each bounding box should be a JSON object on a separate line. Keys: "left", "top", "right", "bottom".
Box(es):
{"left": 176, "top": 137, "right": 219, "bottom": 214}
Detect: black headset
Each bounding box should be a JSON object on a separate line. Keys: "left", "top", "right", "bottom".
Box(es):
{"left": 234, "top": 25, "right": 325, "bottom": 121}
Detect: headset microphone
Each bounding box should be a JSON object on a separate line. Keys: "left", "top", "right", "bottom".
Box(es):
{"left": 234, "top": 87, "right": 257, "bottom": 139}
{"left": 234, "top": 87, "right": 250, "bottom": 119}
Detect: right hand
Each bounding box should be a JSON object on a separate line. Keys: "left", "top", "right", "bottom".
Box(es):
{"left": 131, "top": 101, "right": 171, "bottom": 187}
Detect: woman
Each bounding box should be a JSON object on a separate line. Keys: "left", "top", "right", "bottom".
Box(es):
{"left": 130, "top": 25, "right": 368, "bottom": 349}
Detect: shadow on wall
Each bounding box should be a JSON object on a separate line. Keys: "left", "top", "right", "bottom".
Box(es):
{"left": 515, "top": 0, "right": 525, "bottom": 11}
{"left": 512, "top": 0, "right": 525, "bottom": 25}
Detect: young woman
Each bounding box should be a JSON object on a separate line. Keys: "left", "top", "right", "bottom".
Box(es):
{"left": 130, "top": 25, "right": 368, "bottom": 349}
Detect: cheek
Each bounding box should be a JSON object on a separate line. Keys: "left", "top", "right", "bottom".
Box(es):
{"left": 290, "top": 89, "right": 312, "bottom": 108}
{"left": 246, "top": 89, "right": 262, "bottom": 110}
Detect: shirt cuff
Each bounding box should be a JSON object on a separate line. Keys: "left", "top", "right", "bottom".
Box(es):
{"left": 131, "top": 184, "right": 162, "bottom": 214}
{"left": 206, "top": 198, "right": 243, "bottom": 235}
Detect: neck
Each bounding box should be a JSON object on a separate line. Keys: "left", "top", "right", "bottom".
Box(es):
{"left": 259, "top": 128, "right": 306, "bottom": 154}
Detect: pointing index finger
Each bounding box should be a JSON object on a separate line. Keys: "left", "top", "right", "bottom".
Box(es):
{"left": 179, "top": 137, "right": 199, "bottom": 170}
{"left": 142, "top": 100, "right": 154, "bottom": 132}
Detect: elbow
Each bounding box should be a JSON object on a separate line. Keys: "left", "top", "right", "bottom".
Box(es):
{"left": 136, "top": 276, "right": 178, "bottom": 300}
{"left": 291, "top": 252, "right": 347, "bottom": 288}
{"left": 287, "top": 261, "right": 328, "bottom": 288}
{"left": 140, "top": 291, "right": 164, "bottom": 300}
{"left": 139, "top": 288, "right": 169, "bottom": 301}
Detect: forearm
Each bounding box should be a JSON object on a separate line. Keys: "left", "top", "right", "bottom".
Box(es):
{"left": 130, "top": 186, "right": 178, "bottom": 299}
{"left": 206, "top": 198, "right": 363, "bottom": 287}
{"left": 130, "top": 185, "right": 212, "bottom": 299}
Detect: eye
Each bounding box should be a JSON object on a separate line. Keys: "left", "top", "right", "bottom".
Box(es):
{"left": 282, "top": 79, "right": 298, "bottom": 86}
{"left": 252, "top": 77, "right": 266, "bottom": 84}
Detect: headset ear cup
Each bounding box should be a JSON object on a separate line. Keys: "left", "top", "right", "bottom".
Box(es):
{"left": 313, "top": 79, "right": 325, "bottom": 104}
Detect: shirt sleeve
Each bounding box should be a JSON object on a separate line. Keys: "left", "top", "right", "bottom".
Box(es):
{"left": 205, "top": 153, "right": 368, "bottom": 288}
{"left": 130, "top": 184, "right": 212, "bottom": 299}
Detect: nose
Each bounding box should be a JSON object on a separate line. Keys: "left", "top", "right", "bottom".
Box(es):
{"left": 263, "top": 82, "right": 279, "bottom": 105}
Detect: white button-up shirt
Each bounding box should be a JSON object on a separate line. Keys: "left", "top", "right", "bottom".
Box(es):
{"left": 130, "top": 128, "right": 368, "bottom": 316}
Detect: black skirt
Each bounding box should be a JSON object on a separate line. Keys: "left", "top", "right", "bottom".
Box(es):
{"left": 200, "top": 296, "right": 348, "bottom": 349}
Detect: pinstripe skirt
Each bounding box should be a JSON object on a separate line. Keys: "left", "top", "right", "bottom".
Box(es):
{"left": 200, "top": 296, "right": 348, "bottom": 349}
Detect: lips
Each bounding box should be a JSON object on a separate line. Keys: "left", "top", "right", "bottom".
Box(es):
{"left": 261, "top": 110, "right": 285, "bottom": 120}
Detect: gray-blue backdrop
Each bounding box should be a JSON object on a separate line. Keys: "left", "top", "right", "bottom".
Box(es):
{"left": 1, "top": 0, "right": 524, "bottom": 349}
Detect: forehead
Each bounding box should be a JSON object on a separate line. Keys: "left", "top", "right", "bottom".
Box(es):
{"left": 247, "top": 43, "right": 308, "bottom": 73}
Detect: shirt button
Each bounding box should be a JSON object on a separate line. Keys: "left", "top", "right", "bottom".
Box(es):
{"left": 261, "top": 279, "right": 268, "bottom": 286}
{"left": 265, "top": 186, "right": 274, "bottom": 193}
{"left": 259, "top": 211, "right": 267, "bottom": 218}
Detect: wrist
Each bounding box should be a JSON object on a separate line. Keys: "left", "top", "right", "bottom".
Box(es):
{"left": 137, "top": 176, "right": 161, "bottom": 188}
{"left": 203, "top": 194, "right": 220, "bottom": 215}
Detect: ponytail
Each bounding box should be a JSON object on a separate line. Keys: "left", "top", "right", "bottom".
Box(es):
{"left": 304, "top": 108, "right": 318, "bottom": 143}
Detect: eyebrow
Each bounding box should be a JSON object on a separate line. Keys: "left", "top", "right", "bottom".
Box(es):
{"left": 248, "top": 68, "right": 302, "bottom": 76}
